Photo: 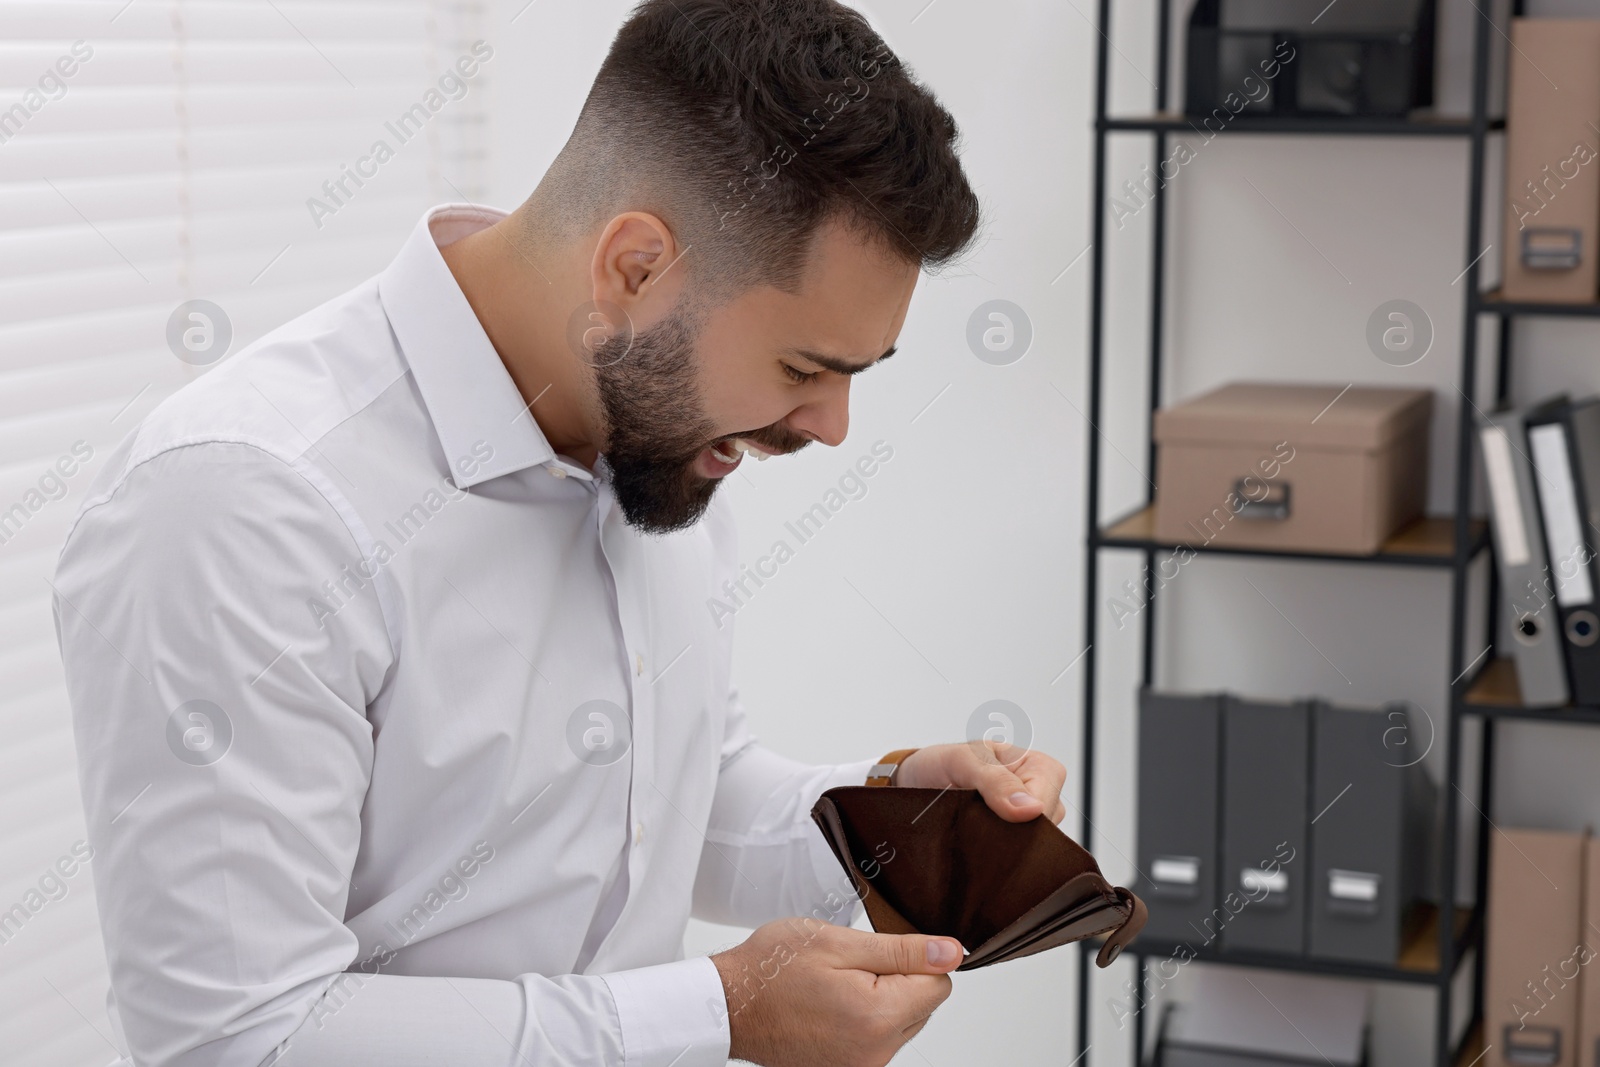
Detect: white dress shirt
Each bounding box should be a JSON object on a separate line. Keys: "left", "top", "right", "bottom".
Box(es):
{"left": 51, "top": 204, "right": 878, "bottom": 1067}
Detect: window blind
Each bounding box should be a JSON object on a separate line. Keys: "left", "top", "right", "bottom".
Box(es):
{"left": 0, "top": 2, "right": 487, "bottom": 1062}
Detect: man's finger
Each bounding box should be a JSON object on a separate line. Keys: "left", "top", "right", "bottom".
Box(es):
{"left": 868, "top": 971, "right": 955, "bottom": 1029}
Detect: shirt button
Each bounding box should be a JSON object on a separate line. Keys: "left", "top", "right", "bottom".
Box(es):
{"left": 634, "top": 822, "right": 644, "bottom": 845}
{"left": 635, "top": 654, "right": 644, "bottom": 676}
{"left": 548, "top": 466, "right": 567, "bottom": 479}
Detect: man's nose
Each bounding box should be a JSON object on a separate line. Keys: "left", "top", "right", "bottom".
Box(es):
{"left": 785, "top": 377, "right": 850, "bottom": 447}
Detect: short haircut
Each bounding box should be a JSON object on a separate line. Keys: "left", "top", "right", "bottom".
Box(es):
{"left": 525, "top": 0, "right": 982, "bottom": 299}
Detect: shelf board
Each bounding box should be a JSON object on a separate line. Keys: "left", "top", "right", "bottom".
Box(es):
{"left": 1128, "top": 904, "right": 1473, "bottom": 986}
{"left": 1478, "top": 290, "right": 1600, "bottom": 318}
{"left": 1099, "top": 112, "right": 1503, "bottom": 137}
{"left": 1462, "top": 657, "right": 1600, "bottom": 725}
{"left": 1095, "top": 506, "right": 1487, "bottom": 568}
{"left": 1453, "top": 1021, "right": 1486, "bottom": 1067}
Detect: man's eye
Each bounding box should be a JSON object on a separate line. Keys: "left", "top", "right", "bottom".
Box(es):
{"left": 782, "top": 364, "right": 820, "bottom": 384}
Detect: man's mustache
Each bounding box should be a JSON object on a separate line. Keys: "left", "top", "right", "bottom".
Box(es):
{"left": 728, "top": 427, "right": 811, "bottom": 457}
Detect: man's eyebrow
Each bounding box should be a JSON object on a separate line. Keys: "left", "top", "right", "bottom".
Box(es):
{"left": 791, "top": 345, "right": 897, "bottom": 376}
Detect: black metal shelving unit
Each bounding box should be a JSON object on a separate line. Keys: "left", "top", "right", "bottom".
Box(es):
{"left": 1100, "top": 114, "right": 1504, "bottom": 137}
{"left": 1069, "top": 2, "right": 1586, "bottom": 1065}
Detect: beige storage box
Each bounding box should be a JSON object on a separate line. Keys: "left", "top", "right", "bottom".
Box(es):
{"left": 1483, "top": 828, "right": 1586, "bottom": 1067}
{"left": 1501, "top": 18, "right": 1600, "bottom": 304}
{"left": 1152, "top": 382, "right": 1432, "bottom": 555}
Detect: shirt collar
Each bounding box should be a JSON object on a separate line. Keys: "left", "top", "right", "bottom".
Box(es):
{"left": 378, "top": 203, "right": 560, "bottom": 490}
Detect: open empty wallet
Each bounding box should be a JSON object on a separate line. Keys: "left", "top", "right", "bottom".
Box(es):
{"left": 810, "top": 786, "right": 1147, "bottom": 970}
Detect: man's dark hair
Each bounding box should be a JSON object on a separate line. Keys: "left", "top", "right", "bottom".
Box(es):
{"left": 525, "top": 0, "right": 981, "bottom": 298}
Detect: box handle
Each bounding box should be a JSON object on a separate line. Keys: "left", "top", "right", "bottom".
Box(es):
{"left": 1503, "top": 1023, "right": 1560, "bottom": 1066}
{"left": 1522, "top": 227, "right": 1582, "bottom": 272}
{"left": 1234, "top": 478, "right": 1291, "bottom": 521}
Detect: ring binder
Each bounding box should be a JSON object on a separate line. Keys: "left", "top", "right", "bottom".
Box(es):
{"left": 1478, "top": 407, "right": 1570, "bottom": 706}
{"left": 1525, "top": 396, "right": 1600, "bottom": 705}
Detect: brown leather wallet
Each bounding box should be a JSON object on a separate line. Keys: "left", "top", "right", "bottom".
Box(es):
{"left": 810, "top": 785, "right": 1147, "bottom": 970}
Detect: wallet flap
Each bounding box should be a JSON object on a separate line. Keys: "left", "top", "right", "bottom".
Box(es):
{"left": 968, "top": 885, "right": 1147, "bottom": 969}
{"left": 1097, "top": 886, "right": 1147, "bottom": 967}
{"left": 967, "top": 905, "right": 1122, "bottom": 969}
{"left": 961, "top": 871, "right": 1120, "bottom": 966}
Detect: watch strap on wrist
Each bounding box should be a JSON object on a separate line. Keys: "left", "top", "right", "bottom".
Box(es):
{"left": 865, "top": 748, "right": 919, "bottom": 787}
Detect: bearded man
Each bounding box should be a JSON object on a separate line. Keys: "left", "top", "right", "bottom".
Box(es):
{"left": 53, "top": 3, "right": 1069, "bottom": 1065}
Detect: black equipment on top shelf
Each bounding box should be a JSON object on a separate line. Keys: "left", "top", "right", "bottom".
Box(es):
{"left": 1185, "top": 0, "right": 1437, "bottom": 119}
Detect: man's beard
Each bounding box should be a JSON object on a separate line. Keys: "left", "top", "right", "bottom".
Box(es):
{"left": 592, "top": 305, "right": 803, "bottom": 534}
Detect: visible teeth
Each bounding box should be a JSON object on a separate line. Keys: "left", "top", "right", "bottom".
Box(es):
{"left": 732, "top": 438, "right": 771, "bottom": 461}
{"left": 710, "top": 440, "right": 740, "bottom": 464}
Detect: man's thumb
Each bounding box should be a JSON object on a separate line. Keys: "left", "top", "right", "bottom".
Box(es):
{"left": 854, "top": 931, "right": 966, "bottom": 975}
{"left": 978, "top": 766, "right": 1044, "bottom": 822}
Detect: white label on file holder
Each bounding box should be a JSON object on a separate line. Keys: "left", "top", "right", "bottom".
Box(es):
{"left": 1240, "top": 867, "right": 1288, "bottom": 895}
{"left": 1529, "top": 423, "right": 1594, "bottom": 606}
{"left": 1328, "top": 869, "right": 1381, "bottom": 902}
{"left": 1151, "top": 856, "right": 1199, "bottom": 885}
{"left": 1481, "top": 425, "right": 1530, "bottom": 567}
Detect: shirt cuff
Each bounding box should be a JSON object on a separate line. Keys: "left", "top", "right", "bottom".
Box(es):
{"left": 602, "top": 956, "right": 730, "bottom": 1067}
{"left": 805, "top": 757, "right": 881, "bottom": 926}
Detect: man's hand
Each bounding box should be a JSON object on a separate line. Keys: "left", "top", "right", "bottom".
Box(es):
{"left": 712, "top": 918, "right": 962, "bottom": 1067}
{"left": 894, "top": 741, "right": 1067, "bottom": 825}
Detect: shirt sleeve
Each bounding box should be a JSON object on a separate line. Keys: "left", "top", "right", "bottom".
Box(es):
{"left": 52, "top": 441, "right": 728, "bottom": 1067}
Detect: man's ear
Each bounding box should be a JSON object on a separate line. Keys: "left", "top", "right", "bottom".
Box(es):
{"left": 590, "top": 212, "right": 685, "bottom": 324}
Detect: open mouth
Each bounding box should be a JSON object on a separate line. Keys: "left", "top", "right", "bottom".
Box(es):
{"left": 696, "top": 435, "right": 786, "bottom": 480}
{"left": 709, "top": 437, "right": 775, "bottom": 465}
